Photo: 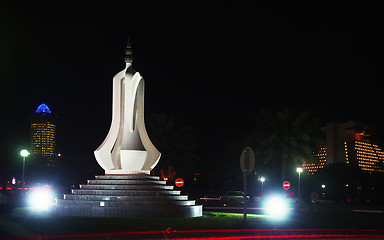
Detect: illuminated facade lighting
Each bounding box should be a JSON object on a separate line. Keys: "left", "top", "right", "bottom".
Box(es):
{"left": 344, "top": 140, "right": 384, "bottom": 172}
{"left": 303, "top": 122, "right": 384, "bottom": 173}
{"left": 302, "top": 146, "right": 327, "bottom": 173}
{"left": 35, "top": 103, "right": 51, "bottom": 114}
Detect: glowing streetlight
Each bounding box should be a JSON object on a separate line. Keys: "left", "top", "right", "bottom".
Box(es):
{"left": 296, "top": 167, "right": 303, "bottom": 204}
{"left": 20, "top": 149, "right": 29, "bottom": 157}
{"left": 260, "top": 177, "right": 265, "bottom": 193}
{"left": 20, "top": 149, "right": 29, "bottom": 190}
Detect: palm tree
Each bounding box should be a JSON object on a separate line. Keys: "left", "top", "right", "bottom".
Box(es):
{"left": 145, "top": 113, "right": 198, "bottom": 178}
{"left": 248, "top": 108, "right": 323, "bottom": 182}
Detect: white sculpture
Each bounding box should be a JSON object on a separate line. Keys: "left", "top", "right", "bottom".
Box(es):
{"left": 94, "top": 41, "right": 161, "bottom": 175}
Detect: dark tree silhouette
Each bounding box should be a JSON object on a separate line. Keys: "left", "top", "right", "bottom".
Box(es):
{"left": 247, "top": 108, "right": 323, "bottom": 183}
{"left": 146, "top": 113, "right": 198, "bottom": 178}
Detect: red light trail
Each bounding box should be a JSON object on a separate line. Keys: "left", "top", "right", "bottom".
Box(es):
{"left": 3, "top": 228, "right": 384, "bottom": 240}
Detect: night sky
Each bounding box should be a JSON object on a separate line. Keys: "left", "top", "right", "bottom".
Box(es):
{"left": 2, "top": 2, "right": 384, "bottom": 179}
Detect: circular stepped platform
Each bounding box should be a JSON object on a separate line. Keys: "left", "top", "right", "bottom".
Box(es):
{"left": 78, "top": 184, "right": 175, "bottom": 190}
{"left": 96, "top": 175, "right": 160, "bottom": 180}
{"left": 53, "top": 175, "right": 202, "bottom": 218}
{"left": 57, "top": 199, "right": 196, "bottom": 207}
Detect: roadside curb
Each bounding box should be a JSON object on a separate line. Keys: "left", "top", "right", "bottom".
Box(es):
{"left": 352, "top": 209, "right": 384, "bottom": 214}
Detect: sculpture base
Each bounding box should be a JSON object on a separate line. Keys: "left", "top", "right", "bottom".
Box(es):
{"left": 105, "top": 169, "right": 150, "bottom": 175}
{"left": 52, "top": 175, "right": 202, "bottom": 218}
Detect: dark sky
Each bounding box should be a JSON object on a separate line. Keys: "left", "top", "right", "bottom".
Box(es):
{"left": 2, "top": 2, "right": 384, "bottom": 177}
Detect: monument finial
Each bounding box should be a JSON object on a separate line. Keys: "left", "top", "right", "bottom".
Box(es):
{"left": 124, "top": 39, "right": 133, "bottom": 63}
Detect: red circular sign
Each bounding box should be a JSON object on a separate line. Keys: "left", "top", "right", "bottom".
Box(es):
{"left": 283, "top": 181, "right": 290, "bottom": 190}
{"left": 175, "top": 178, "right": 184, "bottom": 187}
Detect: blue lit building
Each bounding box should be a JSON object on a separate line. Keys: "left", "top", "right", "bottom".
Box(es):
{"left": 30, "top": 103, "right": 57, "bottom": 172}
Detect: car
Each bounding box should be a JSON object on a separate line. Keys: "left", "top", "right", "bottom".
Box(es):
{"left": 222, "top": 191, "right": 249, "bottom": 206}
{"left": 198, "top": 193, "right": 222, "bottom": 206}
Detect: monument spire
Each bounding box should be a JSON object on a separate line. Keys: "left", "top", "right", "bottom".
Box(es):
{"left": 124, "top": 38, "right": 133, "bottom": 63}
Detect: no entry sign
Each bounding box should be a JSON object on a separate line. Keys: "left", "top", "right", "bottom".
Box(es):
{"left": 175, "top": 178, "right": 184, "bottom": 187}
{"left": 283, "top": 181, "right": 290, "bottom": 190}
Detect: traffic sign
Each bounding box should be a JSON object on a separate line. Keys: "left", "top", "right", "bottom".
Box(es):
{"left": 240, "top": 146, "right": 255, "bottom": 221}
{"left": 240, "top": 147, "right": 255, "bottom": 175}
{"left": 175, "top": 178, "right": 184, "bottom": 187}
{"left": 283, "top": 181, "right": 290, "bottom": 190}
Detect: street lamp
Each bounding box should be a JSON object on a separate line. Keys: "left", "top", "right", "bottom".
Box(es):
{"left": 296, "top": 167, "right": 303, "bottom": 204}
{"left": 321, "top": 184, "right": 326, "bottom": 198}
{"left": 20, "top": 149, "right": 29, "bottom": 190}
{"left": 260, "top": 177, "right": 265, "bottom": 193}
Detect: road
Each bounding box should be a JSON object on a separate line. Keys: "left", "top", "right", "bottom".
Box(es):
{"left": 3, "top": 228, "right": 384, "bottom": 239}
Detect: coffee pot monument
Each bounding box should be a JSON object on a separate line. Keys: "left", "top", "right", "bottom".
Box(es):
{"left": 54, "top": 41, "right": 202, "bottom": 218}
{"left": 94, "top": 40, "right": 160, "bottom": 175}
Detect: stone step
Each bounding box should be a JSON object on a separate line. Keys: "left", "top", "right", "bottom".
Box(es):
{"left": 53, "top": 204, "right": 203, "bottom": 218}
{"left": 54, "top": 175, "right": 203, "bottom": 218}
{"left": 71, "top": 189, "right": 181, "bottom": 196}
{"left": 57, "top": 199, "right": 196, "bottom": 207}
{"left": 80, "top": 184, "right": 173, "bottom": 190}
{"left": 63, "top": 194, "right": 188, "bottom": 201}
{"left": 95, "top": 175, "right": 160, "bottom": 180}
{"left": 87, "top": 179, "right": 166, "bottom": 185}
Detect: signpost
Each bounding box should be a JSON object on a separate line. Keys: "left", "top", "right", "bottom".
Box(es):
{"left": 356, "top": 184, "right": 362, "bottom": 209}
{"left": 240, "top": 146, "right": 255, "bottom": 221}
{"left": 175, "top": 178, "right": 184, "bottom": 187}
{"left": 283, "top": 181, "right": 290, "bottom": 190}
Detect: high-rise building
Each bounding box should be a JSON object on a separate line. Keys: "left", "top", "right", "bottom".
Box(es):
{"left": 30, "top": 103, "right": 56, "bottom": 170}
{"left": 303, "top": 121, "right": 384, "bottom": 173}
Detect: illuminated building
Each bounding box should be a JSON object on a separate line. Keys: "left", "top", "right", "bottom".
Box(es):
{"left": 303, "top": 121, "right": 384, "bottom": 173}
{"left": 302, "top": 146, "right": 327, "bottom": 173}
{"left": 30, "top": 103, "right": 56, "bottom": 170}
{"left": 344, "top": 141, "right": 384, "bottom": 172}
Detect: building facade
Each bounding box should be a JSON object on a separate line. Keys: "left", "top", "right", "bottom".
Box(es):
{"left": 302, "top": 146, "right": 327, "bottom": 173}
{"left": 303, "top": 121, "right": 384, "bottom": 173}
{"left": 30, "top": 103, "right": 57, "bottom": 171}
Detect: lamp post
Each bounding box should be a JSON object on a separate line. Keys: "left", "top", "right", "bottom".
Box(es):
{"left": 321, "top": 184, "right": 326, "bottom": 198}
{"left": 20, "top": 149, "right": 29, "bottom": 190}
{"left": 296, "top": 167, "right": 303, "bottom": 204}
{"left": 260, "top": 177, "right": 265, "bottom": 193}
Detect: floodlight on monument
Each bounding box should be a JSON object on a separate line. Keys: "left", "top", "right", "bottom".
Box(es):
{"left": 263, "top": 195, "right": 290, "bottom": 219}
{"left": 28, "top": 188, "right": 55, "bottom": 210}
